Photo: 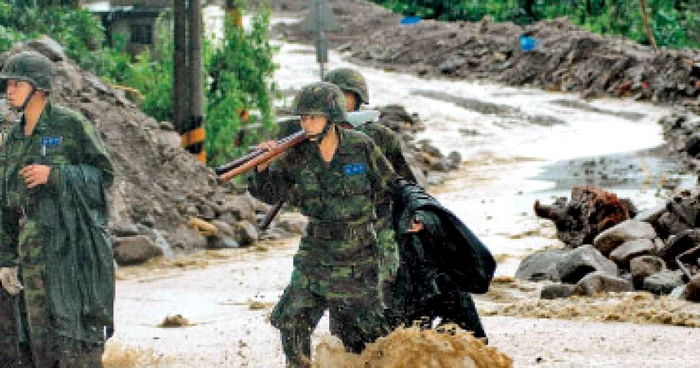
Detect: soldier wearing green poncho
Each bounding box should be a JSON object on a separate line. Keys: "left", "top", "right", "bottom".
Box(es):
{"left": 0, "top": 51, "right": 115, "bottom": 367}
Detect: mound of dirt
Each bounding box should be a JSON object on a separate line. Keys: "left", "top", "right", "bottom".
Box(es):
{"left": 314, "top": 325, "right": 512, "bottom": 368}
{"left": 0, "top": 40, "right": 264, "bottom": 254}
{"left": 273, "top": 0, "right": 700, "bottom": 111}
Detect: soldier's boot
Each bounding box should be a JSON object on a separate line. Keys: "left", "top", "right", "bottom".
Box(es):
{"left": 280, "top": 328, "right": 312, "bottom": 368}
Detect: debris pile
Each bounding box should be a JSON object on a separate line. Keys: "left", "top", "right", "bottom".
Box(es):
{"left": 519, "top": 185, "right": 700, "bottom": 302}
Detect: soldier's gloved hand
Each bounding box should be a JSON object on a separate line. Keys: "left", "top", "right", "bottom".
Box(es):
{"left": 0, "top": 267, "right": 23, "bottom": 295}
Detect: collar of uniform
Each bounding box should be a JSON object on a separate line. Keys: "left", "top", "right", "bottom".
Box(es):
{"left": 333, "top": 125, "right": 353, "bottom": 157}
{"left": 14, "top": 99, "right": 53, "bottom": 138}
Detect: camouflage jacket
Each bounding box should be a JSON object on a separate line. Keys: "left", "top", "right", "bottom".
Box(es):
{"left": 250, "top": 127, "right": 397, "bottom": 225}
{"left": 358, "top": 122, "right": 415, "bottom": 183}
{"left": 277, "top": 118, "right": 414, "bottom": 183}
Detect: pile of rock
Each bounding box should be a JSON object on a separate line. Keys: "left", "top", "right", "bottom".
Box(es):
{"left": 659, "top": 113, "right": 700, "bottom": 174}
{"left": 377, "top": 104, "right": 462, "bottom": 186}
{"left": 517, "top": 186, "right": 700, "bottom": 303}
{"left": 0, "top": 38, "right": 296, "bottom": 266}
{"left": 273, "top": 0, "right": 700, "bottom": 109}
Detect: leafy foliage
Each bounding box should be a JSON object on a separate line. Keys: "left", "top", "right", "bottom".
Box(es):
{"left": 205, "top": 0, "right": 278, "bottom": 167}
{"left": 2, "top": 2, "right": 279, "bottom": 169}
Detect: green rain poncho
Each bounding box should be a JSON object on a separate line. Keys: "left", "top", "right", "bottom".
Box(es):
{"left": 0, "top": 101, "right": 115, "bottom": 361}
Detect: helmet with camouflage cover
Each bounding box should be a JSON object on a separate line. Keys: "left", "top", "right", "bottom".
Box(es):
{"left": 323, "top": 68, "right": 369, "bottom": 105}
{"left": 292, "top": 82, "right": 347, "bottom": 123}
{"left": 0, "top": 51, "right": 54, "bottom": 92}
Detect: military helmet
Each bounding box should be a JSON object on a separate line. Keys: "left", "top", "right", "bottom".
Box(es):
{"left": 0, "top": 51, "right": 54, "bottom": 92}
{"left": 292, "top": 82, "right": 347, "bottom": 123}
{"left": 323, "top": 68, "right": 369, "bottom": 105}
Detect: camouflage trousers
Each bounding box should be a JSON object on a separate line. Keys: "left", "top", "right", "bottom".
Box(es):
{"left": 1, "top": 290, "right": 21, "bottom": 366}
{"left": 13, "top": 221, "right": 105, "bottom": 368}
{"left": 271, "top": 261, "right": 392, "bottom": 360}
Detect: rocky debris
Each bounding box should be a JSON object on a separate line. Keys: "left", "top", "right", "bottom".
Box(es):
{"left": 0, "top": 39, "right": 315, "bottom": 265}
{"left": 519, "top": 187, "right": 700, "bottom": 302}
{"left": 659, "top": 113, "right": 700, "bottom": 174}
{"left": 113, "top": 235, "right": 163, "bottom": 265}
{"left": 272, "top": 0, "right": 699, "bottom": 110}
{"left": 573, "top": 271, "right": 633, "bottom": 296}
{"left": 534, "top": 185, "right": 635, "bottom": 248}
{"left": 540, "top": 283, "right": 575, "bottom": 300}
{"left": 514, "top": 248, "right": 568, "bottom": 282}
{"left": 556, "top": 245, "right": 618, "bottom": 284}
{"left": 593, "top": 220, "right": 657, "bottom": 256}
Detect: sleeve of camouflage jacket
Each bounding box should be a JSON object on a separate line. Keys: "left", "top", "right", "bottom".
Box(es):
{"left": 44, "top": 113, "right": 114, "bottom": 193}
{"left": 366, "top": 139, "right": 398, "bottom": 199}
{"left": 377, "top": 125, "right": 416, "bottom": 183}
{"left": 247, "top": 154, "right": 294, "bottom": 206}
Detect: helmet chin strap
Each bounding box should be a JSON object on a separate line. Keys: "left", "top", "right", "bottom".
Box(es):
{"left": 15, "top": 85, "right": 36, "bottom": 112}
{"left": 307, "top": 121, "right": 333, "bottom": 143}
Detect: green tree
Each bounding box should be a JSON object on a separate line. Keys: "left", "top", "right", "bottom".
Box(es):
{"left": 206, "top": 0, "right": 278, "bottom": 167}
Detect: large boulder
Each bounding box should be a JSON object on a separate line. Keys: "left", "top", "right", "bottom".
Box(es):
{"left": 515, "top": 249, "right": 569, "bottom": 282}
{"left": 642, "top": 269, "right": 685, "bottom": 295}
{"left": 556, "top": 245, "right": 618, "bottom": 284}
{"left": 593, "top": 220, "right": 656, "bottom": 256}
{"left": 113, "top": 235, "right": 163, "bottom": 265}
{"left": 609, "top": 239, "right": 657, "bottom": 268}
{"left": 574, "top": 271, "right": 634, "bottom": 296}
{"left": 629, "top": 255, "right": 666, "bottom": 289}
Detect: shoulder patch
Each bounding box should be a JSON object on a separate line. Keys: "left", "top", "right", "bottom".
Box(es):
{"left": 343, "top": 163, "right": 366, "bottom": 176}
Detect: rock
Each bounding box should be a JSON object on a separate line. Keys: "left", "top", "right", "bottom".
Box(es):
{"left": 574, "top": 271, "right": 633, "bottom": 296}
{"left": 669, "top": 285, "right": 687, "bottom": 299}
{"left": 234, "top": 221, "right": 259, "bottom": 247}
{"left": 593, "top": 220, "right": 656, "bottom": 256}
{"left": 657, "top": 212, "right": 692, "bottom": 239}
{"left": 167, "top": 227, "right": 207, "bottom": 252}
{"left": 659, "top": 229, "right": 700, "bottom": 267}
{"left": 159, "top": 121, "right": 175, "bottom": 131}
{"left": 207, "top": 234, "right": 240, "bottom": 249}
{"left": 277, "top": 216, "right": 308, "bottom": 235}
{"left": 535, "top": 186, "right": 633, "bottom": 247}
{"left": 227, "top": 195, "right": 258, "bottom": 224}
{"left": 110, "top": 222, "right": 140, "bottom": 237}
{"left": 684, "top": 132, "right": 700, "bottom": 157}
{"left": 642, "top": 269, "right": 685, "bottom": 295}
{"left": 683, "top": 274, "right": 700, "bottom": 302}
{"left": 556, "top": 245, "right": 618, "bottom": 284}
{"left": 515, "top": 248, "right": 569, "bottom": 282}
{"left": 540, "top": 283, "right": 576, "bottom": 299}
{"left": 212, "top": 220, "right": 235, "bottom": 237}
{"left": 630, "top": 256, "right": 665, "bottom": 289}
{"left": 446, "top": 151, "right": 462, "bottom": 166}
{"left": 113, "top": 235, "right": 163, "bottom": 265}
{"left": 633, "top": 203, "right": 667, "bottom": 223}
{"left": 609, "top": 239, "right": 656, "bottom": 268}
{"left": 28, "top": 35, "right": 66, "bottom": 61}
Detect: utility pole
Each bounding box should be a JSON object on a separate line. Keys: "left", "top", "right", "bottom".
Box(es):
{"left": 188, "top": 0, "right": 205, "bottom": 162}
{"left": 173, "top": 0, "right": 189, "bottom": 136}
{"left": 173, "top": 0, "right": 206, "bottom": 163}
{"left": 303, "top": 0, "right": 338, "bottom": 80}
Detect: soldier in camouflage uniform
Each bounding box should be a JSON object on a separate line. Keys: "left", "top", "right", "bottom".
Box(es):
{"left": 0, "top": 51, "right": 115, "bottom": 367}
{"left": 323, "top": 68, "right": 415, "bottom": 314}
{"left": 249, "top": 82, "right": 422, "bottom": 367}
